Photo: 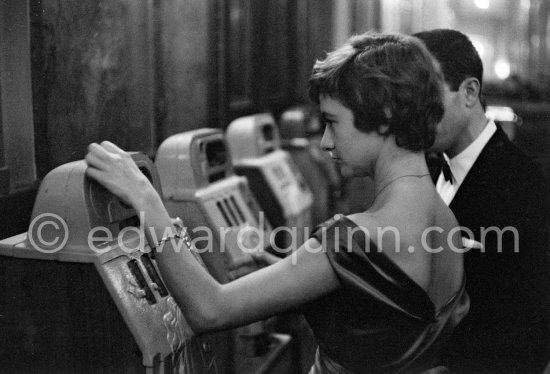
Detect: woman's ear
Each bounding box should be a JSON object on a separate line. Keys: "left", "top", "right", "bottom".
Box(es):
{"left": 460, "top": 78, "right": 481, "bottom": 108}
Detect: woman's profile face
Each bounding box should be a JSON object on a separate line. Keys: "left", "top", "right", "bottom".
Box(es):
{"left": 319, "top": 95, "right": 383, "bottom": 177}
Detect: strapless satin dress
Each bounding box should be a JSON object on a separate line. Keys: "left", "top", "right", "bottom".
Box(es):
{"left": 301, "top": 215, "right": 470, "bottom": 374}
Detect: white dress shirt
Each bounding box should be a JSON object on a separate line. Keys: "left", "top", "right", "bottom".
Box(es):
{"left": 436, "top": 119, "right": 497, "bottom": 206}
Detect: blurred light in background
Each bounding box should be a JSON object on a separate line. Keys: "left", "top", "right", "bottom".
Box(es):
{"left": 471, "top": 40, "right": 486, "bottom": 59}
{"left": 475, "top": 0, "right": 491, "bottom": 10}
{"left": 469, "top": 34, "right": 493, "bottom": 68}
{"left": 367, "top": 0, "right": 550, "bottom": 89}
{"left": 494, "top": 59, "right": 511, "bottom": 79}
{"left": 486, "top": 105, "right": 516, "bottom": 121}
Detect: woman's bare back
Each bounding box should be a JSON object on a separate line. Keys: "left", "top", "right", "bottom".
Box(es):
{"left": 347, "top": 179, "right": 464, "bottom": 310}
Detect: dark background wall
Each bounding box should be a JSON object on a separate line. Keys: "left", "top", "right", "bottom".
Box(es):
{"left": 0, "top": 0, "right": 343, "bottom": 239}
{"left": 3, "top": 0, "right": 550, "bottom": 240}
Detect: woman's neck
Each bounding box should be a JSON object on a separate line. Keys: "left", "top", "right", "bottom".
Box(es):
{"left": 371, "top": 143, "right": 430, "bottom": 197}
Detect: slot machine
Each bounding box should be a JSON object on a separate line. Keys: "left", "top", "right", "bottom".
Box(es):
{"left": 155, "top": 128, "right": 292, "bottom": 374}
{"left": 0, "top": 153, "right": 218, "bottom": 374}
{"left": 225, "top": 114, "right": 313, "bottom": 254}
{"left": 279, "top": 105, "right": 342, "bottom": 226}
{"left": 225, "top": 116, "right": 316, "bottom": 374}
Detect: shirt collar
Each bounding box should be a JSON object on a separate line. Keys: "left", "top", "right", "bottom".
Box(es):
{"left": 444, "top": 118, "right": 497, "bottom": 187}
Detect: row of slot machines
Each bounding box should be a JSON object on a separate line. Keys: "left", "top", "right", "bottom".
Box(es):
{"left": 0, "top": 108, "right": 341, "bottom": 374}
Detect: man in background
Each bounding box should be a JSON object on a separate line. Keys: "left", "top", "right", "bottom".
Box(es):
{"left": 414, "top": 29, "right": 549, "bottom": 373}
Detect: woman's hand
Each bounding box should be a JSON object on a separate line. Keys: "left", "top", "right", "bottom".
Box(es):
{"left": 85, "top": 141, "right": 156, "bottom": 210}
{"left": 250, "top": 250, "right": 282, "bottom": 266}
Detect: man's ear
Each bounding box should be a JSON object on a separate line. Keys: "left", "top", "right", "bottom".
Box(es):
{"left": 460, "top": 78, "right": 481, "bottom": 108}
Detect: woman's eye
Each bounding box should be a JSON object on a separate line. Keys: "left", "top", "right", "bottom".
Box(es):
{"left": 320, "top": 113, "right": 335, "bottom": 130}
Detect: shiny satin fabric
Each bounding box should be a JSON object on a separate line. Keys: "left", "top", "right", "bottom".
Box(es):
{"left": 301, "top": 215, "right": 470, "bottom": 374}
{"left": 308, "top": 349, "right": 451, "bottom": 374}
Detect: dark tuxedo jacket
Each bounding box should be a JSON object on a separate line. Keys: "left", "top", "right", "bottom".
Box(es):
{"left": 430, "top": 126, "right": 550, "bottom": 372}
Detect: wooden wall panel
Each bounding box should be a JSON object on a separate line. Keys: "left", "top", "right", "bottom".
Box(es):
{"left": 1, "top": 0, "right": 36, "bottom": 189}
{"left": 157, "top": 0, "right": 216, "bottom": 139}
{"left": 352, "top": 0, "right": 381, "bottom": 33}
{"left": 294, "top": 0, "right": 335, "bottom": 104}
{"left": 253, "top": 0, "right": 290, "bottom": 107}
{"left": 228, "top": 0, "right": 253, "bottom": 111}
{"left": 31, "top": 0, "right": 155, "bottom": 170}
{"left": 528, "top": 0, "right": 550, "bottom": 84}
{"left": 225, "top": 0, "right": 304, "bottom": 119}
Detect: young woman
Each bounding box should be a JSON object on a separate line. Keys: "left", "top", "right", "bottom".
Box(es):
{"left": 85, "top": 32, "right": 469, "bottom": 374}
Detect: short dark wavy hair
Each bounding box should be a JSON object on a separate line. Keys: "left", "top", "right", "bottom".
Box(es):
{"left": 413, "top": 29, "right": 483, "bottom": 93}
{"left": 308, "top": 32, "right": 444, "bottom": 152}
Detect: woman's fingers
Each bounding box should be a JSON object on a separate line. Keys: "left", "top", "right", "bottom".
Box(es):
{"left": 86, "top": 141, "right": 128, "bottom": 165}
{"left": 84, "top": 156, "right": 136, "bottom": 207}
{"left": 86, "top": 141, "right": 135, "bottom": 173}
{"left": 87, "top": 142, "right": 113, "bottom": 160}
{"left": 85, "top": 141, "right": 153, "bottom": 208}
{"left": 100, "top": 140, "right": 125, "bottom": 154}
{"left": 84, "top": 150, "right": 107, "bottom": 169}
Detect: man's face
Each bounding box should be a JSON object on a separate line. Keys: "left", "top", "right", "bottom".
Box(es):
{"left": 430, "top": 82, "right": 469, "bottom": 156}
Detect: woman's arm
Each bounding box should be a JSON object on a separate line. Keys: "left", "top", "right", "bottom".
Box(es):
{"left": 85, "top": 141, "right": 340, "bottom": 333}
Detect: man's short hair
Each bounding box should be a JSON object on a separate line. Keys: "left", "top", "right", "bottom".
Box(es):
{"left": 413, "top": 29, "right": 483, "bottom": 92}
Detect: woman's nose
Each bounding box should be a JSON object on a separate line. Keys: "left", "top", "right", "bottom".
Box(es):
{"left": 320, "top": 128, "right": 333, "bottom": 152}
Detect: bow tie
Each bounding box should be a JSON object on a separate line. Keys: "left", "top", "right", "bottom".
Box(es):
{"left": 426, "top": 153, "right": 454, "bottom": 184}
{"left": 441, "top": 158, "right": 454, "bottom": 184}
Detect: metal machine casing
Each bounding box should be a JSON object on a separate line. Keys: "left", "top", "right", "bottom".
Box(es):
{"left": 156, "top": 128, "right": 293, "bottom": 373}
{"left": 224, "top": 113, "right": 281, "bottom": 163}
{"left": 0, "top": 154, "right": 217, "bottom": 373}
{"left": 226, "top": 114, "right": 313, "bottom": 252}
{"left": 155, "top": 128, "right": 233, "bottom": 198}
{"left": 156, "top": 128, "right": 272, "bottom": 282}
{"left": 0, "top": 153, "right": 161, "bottom": 261}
